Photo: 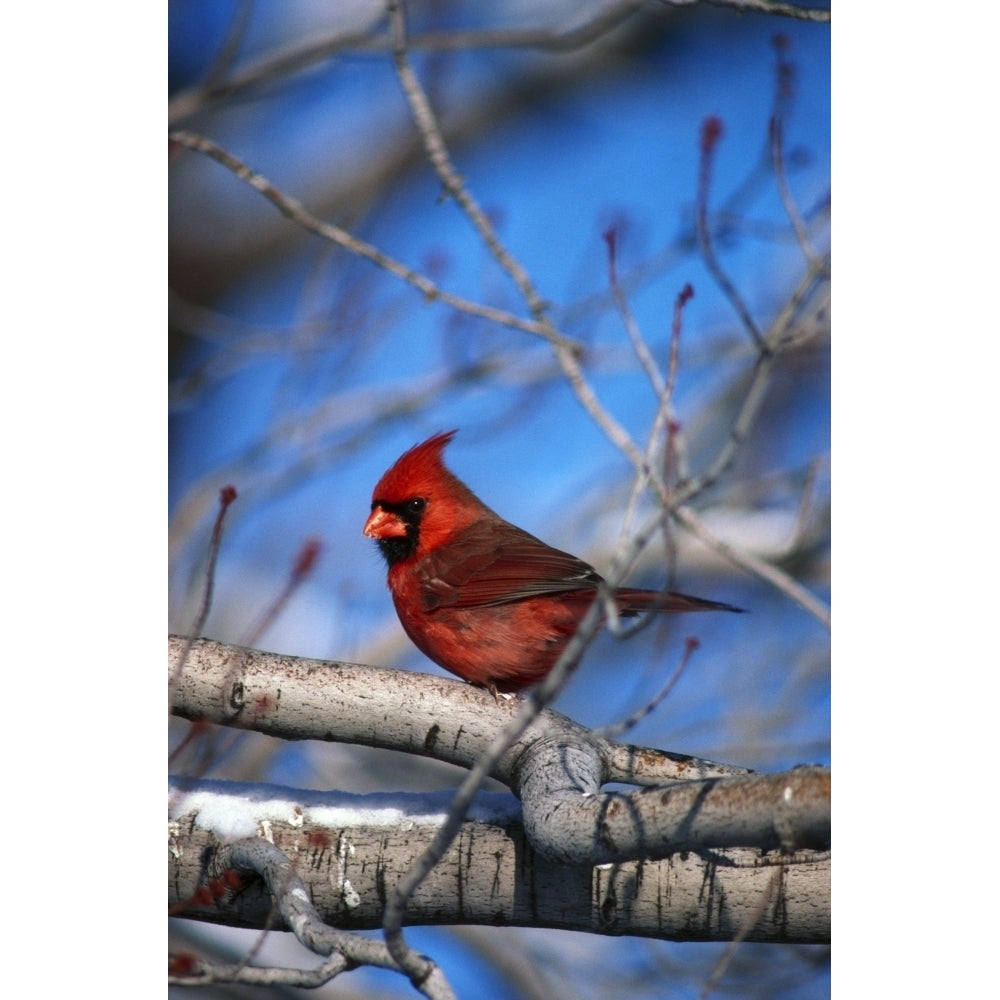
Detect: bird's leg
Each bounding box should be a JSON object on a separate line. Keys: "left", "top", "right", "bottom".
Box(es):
{"left": 486, "top": 682, "right": 516, "bottom": 703}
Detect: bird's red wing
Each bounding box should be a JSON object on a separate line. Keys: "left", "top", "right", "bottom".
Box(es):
{"left": 419, "top": 521, "right": 603, "bottom": 610}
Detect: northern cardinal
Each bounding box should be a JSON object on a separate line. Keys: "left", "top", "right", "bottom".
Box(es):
{"left": 363, "top": 430, "right": 742, "bottom": 693}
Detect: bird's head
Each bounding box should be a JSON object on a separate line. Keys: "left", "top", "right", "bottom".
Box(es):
{"left": 363, "top": 430, "right": 482, "bottom": 566}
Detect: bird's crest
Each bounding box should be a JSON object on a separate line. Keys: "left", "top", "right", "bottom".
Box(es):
{"left": 372, "top": 429, "right": 460, "bottom": 505}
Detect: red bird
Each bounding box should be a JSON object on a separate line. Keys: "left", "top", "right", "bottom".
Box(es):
{"left": 363, "top": 430, "right": 741, "bottom": 693}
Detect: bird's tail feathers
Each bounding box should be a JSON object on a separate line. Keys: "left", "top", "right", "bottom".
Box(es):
{"left": 617, "top": 588, "right": 745, "bottom": 615}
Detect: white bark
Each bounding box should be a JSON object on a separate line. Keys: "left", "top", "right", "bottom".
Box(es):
{"left": 169, "top": 636, "right": 829, "bottom": 944}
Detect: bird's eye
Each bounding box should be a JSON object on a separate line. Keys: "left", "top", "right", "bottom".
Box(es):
{"left": 408, "top": 497, "right": 426, "bottom": 514}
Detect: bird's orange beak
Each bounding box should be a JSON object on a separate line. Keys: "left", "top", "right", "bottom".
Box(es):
{"left": 363, "top": 506, "right": 407, "bottom": 540}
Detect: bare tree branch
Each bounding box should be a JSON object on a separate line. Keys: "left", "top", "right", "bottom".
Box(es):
{"left": 169, "top": 839, "right": 456, "bottom": 996}
{"left": 168, "top": 130, "right": 581, "bottom": 355}
{"left": 168, "top": 777, "right": 831, "bottom": 944}
{"left": 168, "top": 1, "right": 829, "bottom": 124}
{"left": 674, "top": 503, "right": 831, "bottom": 627}
{"left": 169, "top": 636, "right": 830, "bottom": 864}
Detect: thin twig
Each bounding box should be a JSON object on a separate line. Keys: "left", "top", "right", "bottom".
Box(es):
{"left": 171, "top": 486, "right": 238, "bottom": 687}
{"left": 654, "top": 285, "right": 697, "bottom": 571}
{"left": 768, "top": 35, "right": 818, "bottom": 263}
{"left": 696, "top": 116, "right": 765, "bottom": 348}
{"left": 386, "top": 0, "right": 651, "bottom": 479}
{"left": 695, "top": 0, "right": 829, "bottom": 22}
{"left": 620, "top": 281, "right": 696, "bottom": 569}
{"left": 674, "top": 503, "right": 830, "bottom": 628}
{"left": 242, "top": 538, "right": 323, "bottom": 648}
{"left": 605, "top": 225, "right": 667, "bottom": 397}
{"left": 698, "top": 865, "right": 786, "bottom": 999}
{"left": 169, "top": 839, "right": 457, "bottom": 997}
{"left": 168, "top": 130, "right": 581, "bottom": 354}
{"left": 779, "top": 455, "right": 824, "bottom": 559}
{"left": 387, "top": 1, "right": 555, "bottom": 324}
{"left": 169, "top": 0, "right": 831, "bottom": 124}
{"left": 168, "top": 1, "right": 650, "bottom": 123}
{"left": 605, "top": 234, "right": 675, "bottom": 545}
{"left": 198, "top": 0, "right": 255, "bottom": 95}
{"left": 672, "top": 254, "right": 828, "bottom": 508}
{"left": 594, "top": 636, "right": 700, "bottom": 740}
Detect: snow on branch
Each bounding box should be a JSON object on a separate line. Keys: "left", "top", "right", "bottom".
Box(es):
{"left": 169, "top": 777, "right": 830, "bottom": 946}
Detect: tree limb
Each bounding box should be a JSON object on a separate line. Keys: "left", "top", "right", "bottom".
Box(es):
{"left": 169, "top": 778, "right": 830, "bottom": 944}
{"left": 169, "top": 835, "right": 456, "bottom": 997}
{"left": 169, "top": 636, "right": 830, "bottom": 862}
